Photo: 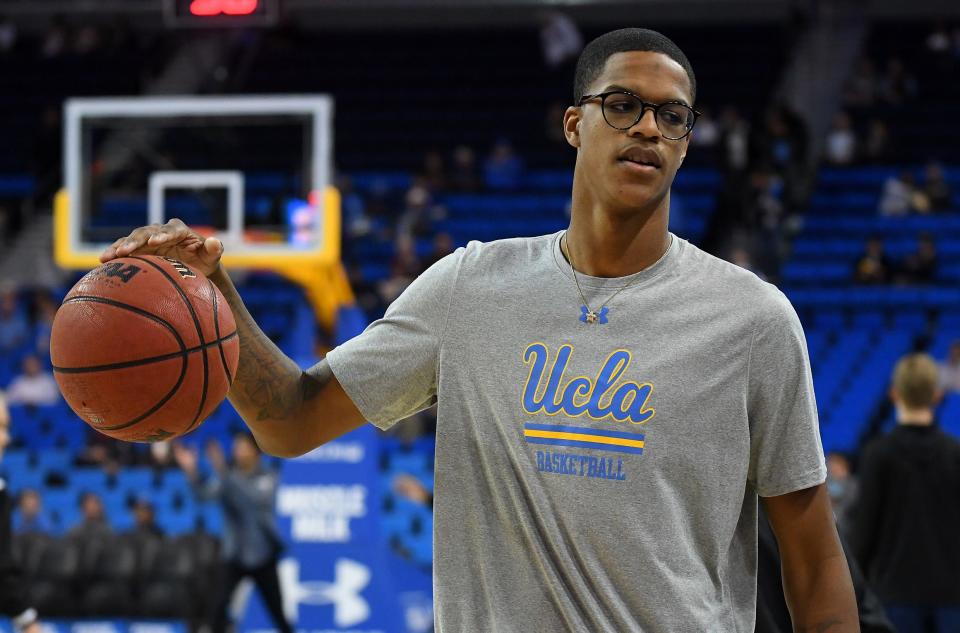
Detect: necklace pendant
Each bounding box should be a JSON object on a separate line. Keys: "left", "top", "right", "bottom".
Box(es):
{"left": 580, "top": 305, "right": 610, "bottom": 325}
{"left": 580, "top": 305, "right": 594, "bottom": 323}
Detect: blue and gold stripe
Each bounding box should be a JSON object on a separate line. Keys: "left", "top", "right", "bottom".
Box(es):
{"left": 522, "top": 422, "right": 645, "bottom": 455}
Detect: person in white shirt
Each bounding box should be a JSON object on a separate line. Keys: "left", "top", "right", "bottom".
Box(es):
{"left": 5, "top": 356, "right": 59, "bottom": 407}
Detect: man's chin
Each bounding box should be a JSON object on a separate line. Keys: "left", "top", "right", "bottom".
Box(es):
{"left": 610, "top": 184, "right": 667, "bottom": 214}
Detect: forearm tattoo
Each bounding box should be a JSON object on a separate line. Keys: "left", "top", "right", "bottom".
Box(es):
{"left": 218, "top": 273, "right": 329, "bottom": 422}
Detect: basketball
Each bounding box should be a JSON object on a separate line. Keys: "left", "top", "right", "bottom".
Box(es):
{"left": 49, "top": 255, "right": 240, "bottom": 443}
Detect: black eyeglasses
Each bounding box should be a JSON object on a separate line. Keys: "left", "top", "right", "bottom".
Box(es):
{"left": 578, "top": 90, "right": 700, "bottom": 140}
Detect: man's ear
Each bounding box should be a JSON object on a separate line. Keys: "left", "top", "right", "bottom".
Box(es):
{"left": 889, "top": 387, "right": 898, "bottom": 405}
{"left": 563, "top": 106, "right": 582, "bottom": 149}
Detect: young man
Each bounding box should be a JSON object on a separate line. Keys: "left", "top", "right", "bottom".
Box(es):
{"left": 848, "top": 353, "right": 960, "bottom": 633}
{"left": 0, "top": 393, "right": 41, "bottom": 633}
{"left": 103, "top": 28, "right": 858, "bottom": 633}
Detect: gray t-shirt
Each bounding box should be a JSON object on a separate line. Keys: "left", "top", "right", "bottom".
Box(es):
{"left": 327, "top": 231, "right": 826, "bottom": 633}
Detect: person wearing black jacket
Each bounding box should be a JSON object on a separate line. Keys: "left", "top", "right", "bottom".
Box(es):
{"left": 0, "top": 392, "right": 40, "bottom": 633}
{"left": 849, "top": 353, "right": 960, "bottom": 633}
{"left": 755, "top": 505, "right": 895, "bottom": 633}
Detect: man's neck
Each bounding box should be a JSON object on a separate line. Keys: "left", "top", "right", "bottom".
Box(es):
{"left": 897, "top": 407, "right": 934, "bottom": 427}
{"left": 564, "top": 195, "right": 671, "bottom": 278}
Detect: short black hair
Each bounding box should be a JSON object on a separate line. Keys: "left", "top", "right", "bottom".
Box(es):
{"left": 573, "top": 28, "right": 696, "bottom": 105}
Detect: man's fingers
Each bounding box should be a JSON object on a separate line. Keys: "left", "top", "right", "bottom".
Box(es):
{"left": 203, "top": 237, "right": 223, "bottom": 257}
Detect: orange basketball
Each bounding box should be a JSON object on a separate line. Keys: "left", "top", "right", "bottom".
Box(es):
{"left": 49, "top": 255, "right": 240, "bottom": 442}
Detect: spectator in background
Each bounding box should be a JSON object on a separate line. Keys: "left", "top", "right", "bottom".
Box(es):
{"left": 937, "top": 341, "right": 960, "bottom": 393}
{"left": 825, "top": 112, "right": 856, "bottom": 166}
{"left": 484, "top": 138, "right": 524, "bottom": 190}
{"left": 538, "top": 11, "right": 583, "bottom": 68}
{"left": 0, "top": 15, "right": 17, "bottom": 53}
{"left": 854, "top": 236, "right": 892, "bottom": 284}
{"left": 68, "top": 491, "right": 111, "bottom": 540}
{"left": 0, "top": 392, "right": 42, "bottom": 633}
{"left": 719, "top": 106, "right": 749, "bottom": 174}
{"left": 449, "top": 145, "right": 480, "bottom": 192}
{"left": 422, "top": 232, "right": 455, "bottom": 272}
{"left": 0, "top": 288, "right": 29, "bottom": 353}
{"left": 924, "top": 162, "right": 953, "bottom": 211}
{"left": 927, "top": 21, "right": 951, "bottom": 54}
{"left": 13, "top": 489, "right": 50, "bottom": 535}
{"left": 147, "top": 440, "right": 176, "bottom": 470}
{"left": 131, "top": 498, "right": 162, "bottom": 539}
{"left": 843, "top": 57, "right": 878, "bottom": 107}
{"left": 396, "top": 183, "right": 443, "bottom": 240}
{"left": 863, "top": 119, "right": 891, "bottom": 164}
{"left": 41, "top": 16, "right": 67, "bottom": 59}
{"left": 849, "top": 353, "right": 960, "bottom": 633}
{"left": 825, "top": 452, "right": 857, "bottom": 539}
{"left": 896, "top": 233, "right": 938, "bottom": 285}
{"left": 879, "top": 170, "right": 927, "bottom": 216}
{"left": 72, "top": 25, "right": 101, "bottom": 56}
{"left": 544, "top": 100, "right": 568, "bottom": 145}
{"left": 174, "top": 435, "right": 291, "bottom": 633}
{"left": 879, "top": 58, "right": 918, "bottom": 105}
{"left": 420, "top": 150, "right": 447, "bottom": 192}
{"left": 378, "top": 235, "right": 421, "bottom": 307}
{"left": 30, "top": 294, "right": 57, "bottom": 358}
{"left": 5, "top": 356, "right": 59, "bottom": 407}
{"left": 689, "top": 106, "right": 720, "bottom": 149}
{"left": 338, "top": 175, "right": 372, "bottom": 239}
{"left": 728, "top": 247, "right": 767, "bottom": 281}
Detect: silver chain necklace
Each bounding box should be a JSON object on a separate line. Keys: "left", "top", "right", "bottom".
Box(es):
{"left": 562, "top": 232, "right": 646, "bottom": 325}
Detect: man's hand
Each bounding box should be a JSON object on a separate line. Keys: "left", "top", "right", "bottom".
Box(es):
{"left": 98, "top": 219, "right": 364, "bottom": 459}
{"left": 205, "top": 439, "right": 227, "bottom": 473}
{"left": 172, "top": 443, "right": 199, "bottom": 477}
{"left": 99, "top": 218, "right": 224, "bottom": 277}
{"left": 392, "top": 474, "right": 432, "bottom": 506}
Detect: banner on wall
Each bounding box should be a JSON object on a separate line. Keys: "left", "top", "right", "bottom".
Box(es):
{"left": 241, "top": 424, "right": 409, "bottom": 633}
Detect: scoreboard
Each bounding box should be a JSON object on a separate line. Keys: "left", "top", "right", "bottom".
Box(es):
{"left": 164, "top": 0, "right": 280, "bottom": 27}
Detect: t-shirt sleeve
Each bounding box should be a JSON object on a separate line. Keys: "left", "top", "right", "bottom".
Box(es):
{"left": 326, "top": 249, "right": 462, "bottom": 430}
{"left": 746, "top": 290, "right": 827, "bottom": 497}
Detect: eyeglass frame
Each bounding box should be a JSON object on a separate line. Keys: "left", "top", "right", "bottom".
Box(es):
{"left": 577, "top": 90, "right": 701, "bottom": 140}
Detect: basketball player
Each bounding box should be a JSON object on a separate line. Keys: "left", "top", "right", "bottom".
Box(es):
{"left": 103, "top": 28, "right": 859, "bottom": 632}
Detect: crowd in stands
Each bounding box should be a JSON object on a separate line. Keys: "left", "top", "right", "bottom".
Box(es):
{"left": 853, "top": 233, "right": 938, "bottom": 285}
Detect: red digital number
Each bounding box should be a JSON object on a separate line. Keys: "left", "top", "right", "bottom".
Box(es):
{"left": 189, "top": 0, "right": 259, "bottom": 16}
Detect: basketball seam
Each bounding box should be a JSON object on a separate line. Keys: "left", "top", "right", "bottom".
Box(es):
{"left": 58, "top": 296, "right": 190, "bottom": 432}
{"left": 52, "top": 331, "right": 238, "bottom": 374}
{"left": 129, "top": 257, "right": 210, "bottom": 433}
{"left": 209, "top": 279, "right": 235, "bottom": 386}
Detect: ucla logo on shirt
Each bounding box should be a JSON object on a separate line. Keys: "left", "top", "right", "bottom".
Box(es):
{"left": 521, "top": 343, "right": 655, "bottom": 425}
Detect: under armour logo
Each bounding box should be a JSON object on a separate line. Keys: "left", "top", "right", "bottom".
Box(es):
{"left": 280, "top": 558, "right": 371, "bottom": 627}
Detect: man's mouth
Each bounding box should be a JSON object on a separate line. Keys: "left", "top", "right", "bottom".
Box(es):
{"left": 617, "top": 146, "right": 663, "bottom": 171}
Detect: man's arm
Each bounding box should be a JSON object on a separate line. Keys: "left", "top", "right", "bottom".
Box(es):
{"left": 102, "top": 219, "right": 366, "bottom": 457}
{"left": 762, "top": 483, "right": 860, "bottom": 633}
{"left": 209, "top": 267, "right": 367, "bottom": 456}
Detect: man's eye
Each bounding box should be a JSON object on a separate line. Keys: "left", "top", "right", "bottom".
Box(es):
{"left": 607, "top": 99, "right": 639, "bottom": 113}
{"left": 660, "top": 110, "right": 684, "bottom": 125}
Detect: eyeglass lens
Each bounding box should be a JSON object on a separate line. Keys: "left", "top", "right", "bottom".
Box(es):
{"left": 602, "top": 93, "right": 695, "bottom": 139}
